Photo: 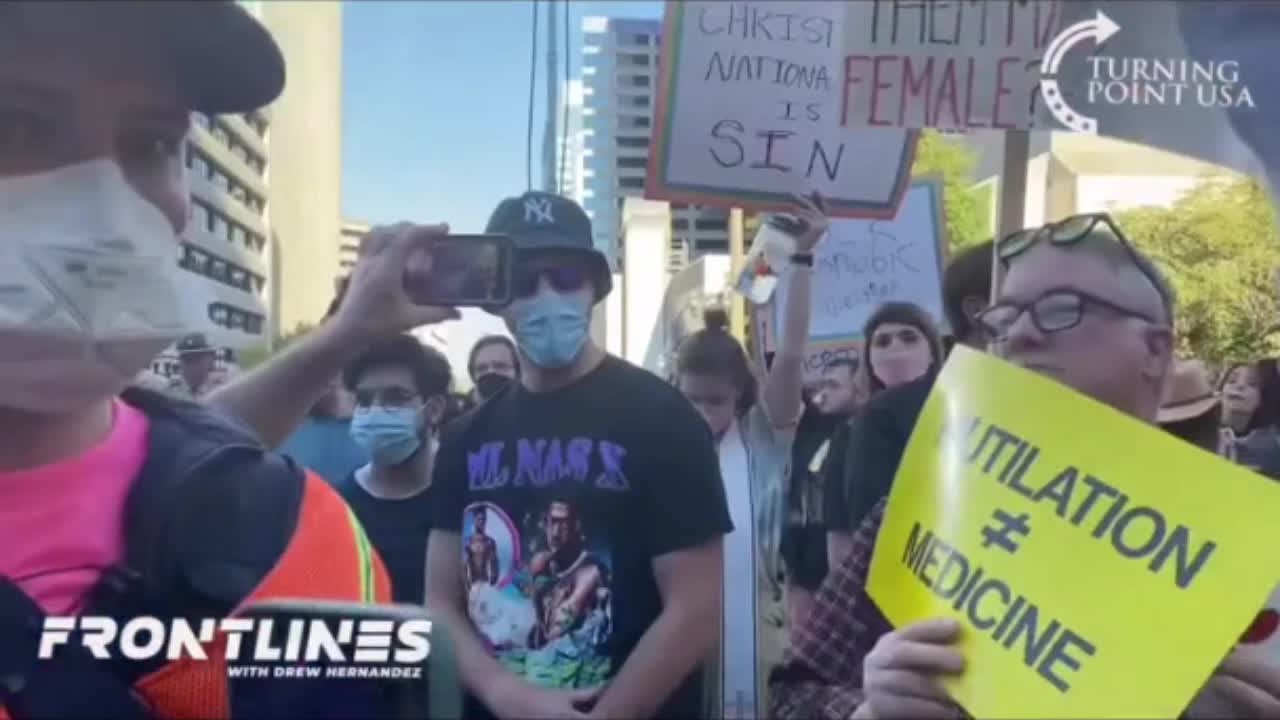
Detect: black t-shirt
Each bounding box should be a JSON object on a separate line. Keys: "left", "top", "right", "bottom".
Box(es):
{"left": 838, "top": 372, "right": 935, "bottom": 532}
{"left": 430, "top": 356, "right": 732, "bottom": 719}
{"left": 336, "top": 473, "right": 435, "bottom": 604}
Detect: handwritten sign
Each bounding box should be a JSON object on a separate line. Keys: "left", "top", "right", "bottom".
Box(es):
{"left": 840, "top": 0, "right": 1062, "bottom": 130}
{"left": 868, "top": 347, "right": 1280, "bottom": 718}
{"left": 772, "top": 179, "right": 947, "bottom": 382}
{"left": 648, "top": 1, "right": 918, "bottom": 218}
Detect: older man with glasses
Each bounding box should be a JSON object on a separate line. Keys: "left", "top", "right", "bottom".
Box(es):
{"left": 771, "top": 215, "right": 1280, "bottom": 719}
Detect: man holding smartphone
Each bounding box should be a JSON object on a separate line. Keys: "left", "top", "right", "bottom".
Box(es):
{"left": 425, "top": 192, "right": 732, "bottom": 720}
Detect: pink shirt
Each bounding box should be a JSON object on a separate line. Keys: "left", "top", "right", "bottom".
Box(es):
{"left": 0, "top": 400, "right": 148, "bottom": 614}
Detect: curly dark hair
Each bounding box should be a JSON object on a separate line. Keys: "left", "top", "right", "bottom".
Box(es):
{"left": 343, "top": 333, "right": 451, "bottom": 400}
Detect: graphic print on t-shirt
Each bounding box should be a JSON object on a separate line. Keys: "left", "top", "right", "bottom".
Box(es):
{"left": 461, "top": 436, "right": 624, "bottom": 690}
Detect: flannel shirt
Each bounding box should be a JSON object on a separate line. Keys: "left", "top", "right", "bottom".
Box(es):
{"left": 769, "top": 495, "right": 891, "bottom": 720}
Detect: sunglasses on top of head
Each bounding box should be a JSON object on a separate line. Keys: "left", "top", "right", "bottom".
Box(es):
{"left": 512, "top": 264, "right": 589, "bottom": 300}
{"left": 998, "top": 213, "right": 1169, "bottom": 313}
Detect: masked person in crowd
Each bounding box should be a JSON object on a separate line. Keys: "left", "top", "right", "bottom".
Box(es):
{"left": 425, "top": 192, "right": 730, "bottom": 720}
{"left": 276, "top": 290, "right": 367, "bottom": 485}
{"left": 782, "top": 357, "right": 863, "bottom": 632}
{"left": 674, "top": 195, "right": 825, "bottom": 720}
{"left": 468, "top": 334, "right": 519, "bottom": 403}
{"left": 276, "top": 375, "right": 367, "bottom": 485}
{"left": 340, "top": 334, "right": 449, "bottom": 604}
{"left": 1220, "top": 359, "right": 1280, "bottom": 480}
{"left": 0, "top": 2, "right": 487, "bottom": 715}
{"left": 815, "top": 242, "right": 992, "bottom": 567}
{"left": 826, "top": 301, "right": 943, "bottom": 553}
{"left": 1159, "top": 359, "right": 1230, "bottom": 456}
{"left": 772, "top": 217, "right": 1280, "bottom": 719}
{"left": 166, "top": 332, "right": 229, "bottom": 401}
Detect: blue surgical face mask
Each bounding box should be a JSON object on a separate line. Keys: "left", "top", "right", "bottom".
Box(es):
{"left": 350, "top": 406, "right": 423, "bottom": 467}
{"left": 511, "top": 291, "right": 590, "bottom": 370}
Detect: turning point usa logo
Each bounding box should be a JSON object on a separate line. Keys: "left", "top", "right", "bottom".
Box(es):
{"left": 40, "top": 616, "right": 432, "bottom": 680}
{"left": 1040, "top": 10, "right": 1256, "bottom": 134}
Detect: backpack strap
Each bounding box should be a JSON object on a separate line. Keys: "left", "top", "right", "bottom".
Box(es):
{"left": 81, "top": 389, "right": 303, "bottom": 686}
{"left": 0, "top": 577, "right": 152, "bottom": 718}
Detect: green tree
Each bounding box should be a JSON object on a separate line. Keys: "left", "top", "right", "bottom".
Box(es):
{"left": 910, "top": 130, "right": 988, "bottom": 252}
{"left": 741, "top": 130, "right": 986, "bottom": 251}
{"left": 1116, "top": 176, "right": 1280, "bottom": 366}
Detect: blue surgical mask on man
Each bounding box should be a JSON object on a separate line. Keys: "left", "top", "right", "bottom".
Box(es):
{"left": 350, "top": 406, "right": 423, "bottom": 466}
{"left": 512, "top": 291, "right": 590, "bottom": 369}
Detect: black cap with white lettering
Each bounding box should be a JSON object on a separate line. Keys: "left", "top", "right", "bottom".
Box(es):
{"left": 485, "top": 192, "right": 612, "bottom": 299}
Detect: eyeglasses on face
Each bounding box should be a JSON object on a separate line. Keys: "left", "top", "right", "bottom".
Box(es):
{"left": 998, "top": 213, "right": 1169, "bottom": 321}
{"left": 977, "top": 288, "right": 1158, "bottom": 342}
{"left": 353, "top": 387, "right": 422, "bottom": 409}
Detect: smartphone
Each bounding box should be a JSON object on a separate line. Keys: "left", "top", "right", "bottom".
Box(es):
{"left": 227, "top": 599, "right": 461, "bottom": 720}
{"left": 404, "top": 234, "right": 513, "bottom": 308}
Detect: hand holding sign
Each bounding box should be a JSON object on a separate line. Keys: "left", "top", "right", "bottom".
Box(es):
{"left": 859, "top": 617, "right": 965, "bottom": 719}
{"left": 868, "top": 348, "right": 1280, "bottom": 718}
{"left": 768, "top": 192, "right": 830, "bottom": 253}
{"left": 1185, "top": 652, "right": 1280, "bottom": 719}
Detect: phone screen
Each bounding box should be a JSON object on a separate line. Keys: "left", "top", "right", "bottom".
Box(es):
{"left": 226, "top": 601, "right": 460, "bottom": 720}
{"left": 404, "top": 234, "right": 512, "bottom": 308}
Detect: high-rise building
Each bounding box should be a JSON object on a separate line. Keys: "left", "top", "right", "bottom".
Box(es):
{"left": 556, "top": 79, "right": 587, "bottom": 204}
{"left": 179, "top": 110, "right": 272, "bottom": 352}
{"left": 581, "top": 16, "right": 729, "bottom": 276}
{"left": 339, "top": 220, "right": 368, "bottom": 280}
{"left": 153, "top": 2, "right": 343, "bottom": 378}
{"left": 261, "top": 1, "right": 345, "bottom": 339}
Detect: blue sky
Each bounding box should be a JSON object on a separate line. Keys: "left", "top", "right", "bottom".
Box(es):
{"left": 342, "top": 0, "right": 660, "bottom": 230}
{"left": 340, "top": 0, "right": 661, "bottom": 378}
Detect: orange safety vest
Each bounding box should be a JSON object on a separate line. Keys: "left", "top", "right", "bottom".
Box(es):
{"left": 1, "top": 471, "right": 392, "bottom": 720}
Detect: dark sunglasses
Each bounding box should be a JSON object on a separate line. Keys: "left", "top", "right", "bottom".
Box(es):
{"left": 513, "top": 265, "right": 588, "bottom": 299}
{"left": 999, "top": 213, "right": 1170, "bottom": 319}
{"left": 977, "top": 288, "right": 1157, "bottom": 342}
{"left": 871, "top": 328, "right": 921, "bottom": 349}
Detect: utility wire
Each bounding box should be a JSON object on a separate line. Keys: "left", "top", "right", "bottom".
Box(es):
{"left": 558, "top": 0, "right": 571, "bottom": 196}
{"left": 526, "top": 0, "right": 539, "bottom": 191}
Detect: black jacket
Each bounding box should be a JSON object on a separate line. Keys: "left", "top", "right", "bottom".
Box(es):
{"left": 838, "top": 372, "right": 936, "bottom": 533}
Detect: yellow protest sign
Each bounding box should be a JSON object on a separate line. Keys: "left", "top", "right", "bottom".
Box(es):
{"left": 868, "top": 347, "right": 1280, "bottom": 719}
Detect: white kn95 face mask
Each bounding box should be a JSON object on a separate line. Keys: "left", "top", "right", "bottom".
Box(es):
{"left": 0, "top": 158, "right": 198, "bottom": 414}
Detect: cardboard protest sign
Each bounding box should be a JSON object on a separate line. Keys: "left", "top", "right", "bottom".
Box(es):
{"left": 839, "top": 0, "right": 1059, "bottom": 131}
{"left": 772, "top": 179, "right": 947, "bottom": 383}
{"left": 647, "top": 1, "right": 918, "bottom": 218}
{"left": 868, "top": 347, "right": 1280, "bottom": 718}
{"left": 836, "top": 0, "right": 1274, "bottom": 182}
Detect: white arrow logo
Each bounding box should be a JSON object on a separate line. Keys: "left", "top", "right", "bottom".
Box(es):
{"left": 1039, "top": 10, "right": 1121, "bottom": 134}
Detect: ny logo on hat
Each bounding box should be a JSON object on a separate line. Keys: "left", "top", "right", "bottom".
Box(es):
{"left": 524, "top": 197, "right": 555, "bottom": 225}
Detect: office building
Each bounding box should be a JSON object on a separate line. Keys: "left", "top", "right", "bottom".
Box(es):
{"left": 177, "top": 111, "right": 272, "bottom": 355}
{"left": 151, "top": 1, "right": 343, "bottom": 378}
{"left": 260, "top": 0, "right": 345, "bottom": 339}
{"left": 556, "top": 79, "right": 587, "bottom": 204}
{"left": 581, "top": 16, "right": 729, "bottom": 276}
{"left": 339, "top": 220, "right": 368, "bottom": 280}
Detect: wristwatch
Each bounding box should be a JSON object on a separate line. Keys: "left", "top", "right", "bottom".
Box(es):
{"left": 790, "top": 252, "right": 814, "bottom": 267}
